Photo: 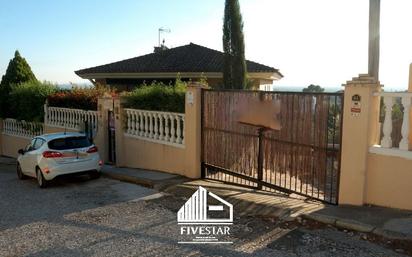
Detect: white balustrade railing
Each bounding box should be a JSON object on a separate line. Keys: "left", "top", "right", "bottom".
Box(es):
{"left": 2, "top": 118, "right": 44, "bottom": 138}
{"left": 124, "top": 108, "right": 185, "bottom": 148}
{"left": 44, "top": 105, "right": 98, "bottom": 132}
{"left": 373, "top": 92, "right": 412, "bottom": 152}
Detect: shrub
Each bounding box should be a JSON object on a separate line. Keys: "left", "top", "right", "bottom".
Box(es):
{"left": 47, "top": 86, "right": 115, "bottom": 111}
{"left": 9, "top": 81, "right": 57, "bottom": 122}
{"left": 122, "top": 80, "right": 186, "bottom": 113}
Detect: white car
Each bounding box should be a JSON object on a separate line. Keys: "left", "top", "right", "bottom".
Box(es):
{"left": 17, "top": 132, "right": 102, "bottom": 188}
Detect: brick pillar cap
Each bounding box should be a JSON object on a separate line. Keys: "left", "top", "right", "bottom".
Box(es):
{"left": 187, "top": 82, "right": 209, "bottom": 89}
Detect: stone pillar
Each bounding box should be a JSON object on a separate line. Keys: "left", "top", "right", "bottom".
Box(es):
{"left": 113, "top": 97, "right": 125, "bottom": 167}
{"left": 183, "top": 83, "right": 206, "bottom": 179}
{"left": 95, "top": 97, "right": 112, "bottom": 163}
{"left": 339, "top": 74, "right": 381, "bottom": 205}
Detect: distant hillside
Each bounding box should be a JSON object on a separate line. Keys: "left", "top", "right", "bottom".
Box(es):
{"left": 57, "top": 83, "right": 93, "bottom": 89}
{"left": 274, "top": 85, "right": 343, "bottom": 93}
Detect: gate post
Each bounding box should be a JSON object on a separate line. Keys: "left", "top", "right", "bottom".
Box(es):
{"left": 339, "top": 74, "right": 381, "bottom": 205}
{"left": 95, "top": 96, "right": 112, "bottom": 164}
{"left": 184, "top": 83, "right": 206, "bottom": 179}
{"left": 113, "top": 97, "right": 125, "bottom": 167}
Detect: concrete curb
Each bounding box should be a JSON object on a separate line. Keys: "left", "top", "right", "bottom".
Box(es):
{"left": 335, "top": 219, "right": 375, "bottom": 233}
{"left": 102, "top": 171, "right": 190, "bottom": 191}
{"left": 302, "top": 213, "right": 411, "bottom": 242}
{"left": 372, "top": 228, "right": 410, "bottom": 241}
{"left": 102, "top": 172, "right": 154, "bottom": 188}
{"left": 0, "top": 157, "right": 17, "bottom": 166}
{"left": 302, "top": 213, "right": 337, "bottom": 226}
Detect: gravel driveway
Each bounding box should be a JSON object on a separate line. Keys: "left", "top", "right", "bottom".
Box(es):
{"left": 0, "top": 163, "right": 408, "bottom": 257}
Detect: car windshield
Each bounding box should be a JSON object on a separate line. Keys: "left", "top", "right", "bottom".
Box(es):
{"left": 48, "top": 136, "right": 92, "bottom": 150}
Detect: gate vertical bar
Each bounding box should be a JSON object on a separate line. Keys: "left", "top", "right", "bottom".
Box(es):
{"left": 200, "top": 88, "right": 206, "bottom": 178}
{"left": 257, "top": 127, "right": 264, "bottom": 190}
{"left": 335, "top": 94, "right": 344, "bottom": 204}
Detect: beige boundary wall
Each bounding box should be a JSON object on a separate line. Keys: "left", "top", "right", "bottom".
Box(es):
{"left": 0, "top": 134, "right": 31, "bottom": 158}
{"left": 0, "top": 119, "right": 38, "bottom": 158}
{"left": 112, "top": 84, "right": 203, "bottom": 178}
{"left": 118, "top": 138, "right": 186, "bottom": 176}
{"left": 339, "top": 73, "right": 412, "bottom": 210}
{"left": 0, "top": 116, "right": 100, "bottom": 159}
{"left": 366, "top": 153, "right": 412, "bottom": 210}
{"left": 0, "top": 124, "right": 81, "bottom": 158}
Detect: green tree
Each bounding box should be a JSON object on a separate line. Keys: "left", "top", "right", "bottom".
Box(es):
{"left": 302, "top": 84, "right": 325, "bottom": 93}
{"left": 0, "top": 50, "right": 37, "bottom": 117}
{"left": 223, "top": 0, "right": 247, "bottom": 89}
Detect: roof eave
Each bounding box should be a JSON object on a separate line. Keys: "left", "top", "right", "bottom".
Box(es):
{"left": 76, "top": 71, "right": 282, "bottom": 80}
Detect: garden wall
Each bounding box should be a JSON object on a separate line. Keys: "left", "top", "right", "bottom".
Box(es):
{"left": 0, "top": 134, "right": 31, "bottom": 158}
{"left": 111, "top": 84, "right": 202, "bottom": 178}
{"left": 0, "top": 118, "right": 40, "bottom": 158}
{"left": 366, "top": 153, "right": 412, "bottom": 210}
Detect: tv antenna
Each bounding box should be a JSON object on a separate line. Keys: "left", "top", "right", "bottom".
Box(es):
{"left": 158, "top": 27, "right": 171, "bottom": 47}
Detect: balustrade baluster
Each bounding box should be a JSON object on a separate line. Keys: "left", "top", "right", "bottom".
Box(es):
{"left": 159, "top": 114, "right": 164, "bottom": 140}
{"left": 149, "top": 112, "right": 153, "bottom": 138}
{"left": 170, "top": 114, "right": 176, "bottom": 143}
{"left": 399, "top": 96, "right": 411, "bottom": 150}
{"left": 139, "top": 112, "right": 144, "bottom": 136}
{"left": 381, "top": 96, "right": 393, "bottom": 148}
{"left": 153, "top": 113, "right": 159, "bottom": 139}
{"left": 126, "top": 110, "right": 131, "bottom": 134}
{"left": 144, "top": 112, "right": 148, "bottom": 137}
{"left": 51, "top": 108, "right": 55, "bottom": 125}
{"left": 182, "top": 116, "right": 185, "bottom": 145}
{"left": 176, "top": 115, "right": 182, "bottom": 144}
{"left": 164, "top": 114, "right": 170, "bottom": 141}
{"left": 133, "top": 111, "right": 138, "bottom": 135}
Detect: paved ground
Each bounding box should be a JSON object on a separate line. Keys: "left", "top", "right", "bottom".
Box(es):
{"left": 0, "top": 163, "right": 409, "bottom": 257}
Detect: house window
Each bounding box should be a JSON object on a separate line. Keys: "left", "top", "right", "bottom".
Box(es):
{"left": 259, "top": 84, "right": 272, "bottom": 91}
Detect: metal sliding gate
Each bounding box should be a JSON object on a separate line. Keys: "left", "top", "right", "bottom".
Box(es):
{"left": 201, "top": 89, "right": 344, "bottom": 204}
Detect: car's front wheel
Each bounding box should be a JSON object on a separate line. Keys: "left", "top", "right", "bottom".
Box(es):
{"left": 16, "top": 163, "right": 27, "bottom": 180}
{"left": 36, "top": 168, "right": 48, "bottom": 188}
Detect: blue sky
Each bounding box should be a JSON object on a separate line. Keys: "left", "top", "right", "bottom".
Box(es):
{"left": 1, "top": 0, "right": 411, "bottom": 90}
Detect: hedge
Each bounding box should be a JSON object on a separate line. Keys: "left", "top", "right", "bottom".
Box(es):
{"left": 122, "top": 81, "right": 186, "bottom": 113}
{"left": 9, "top": 81, "right": 58, "bottom": 122}
{"left": 47, "top": 86, "right": 115, "bottom": 111}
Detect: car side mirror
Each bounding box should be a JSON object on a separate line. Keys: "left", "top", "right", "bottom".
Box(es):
{"left": 18, "top": 149, "right": 25, "bottom": 155}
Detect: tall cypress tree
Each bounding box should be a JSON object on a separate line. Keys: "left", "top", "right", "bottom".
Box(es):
{"left": 223, "top": 0, "right": 247, "bottom": 89}
{"left": 0, "top": 50, "right": 37, "bottom": 117}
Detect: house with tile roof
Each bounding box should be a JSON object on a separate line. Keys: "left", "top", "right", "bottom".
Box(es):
{"left": 75, "top": 43, "right": 282, "bottom": 90}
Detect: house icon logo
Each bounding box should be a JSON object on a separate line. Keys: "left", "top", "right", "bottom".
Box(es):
{"left": 177, "top": 186, "right": 233, "bottom": 244}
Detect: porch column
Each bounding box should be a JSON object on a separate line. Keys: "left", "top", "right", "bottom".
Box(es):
{"left": 339, "top": 74, "right": 381, "bottom": 205}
